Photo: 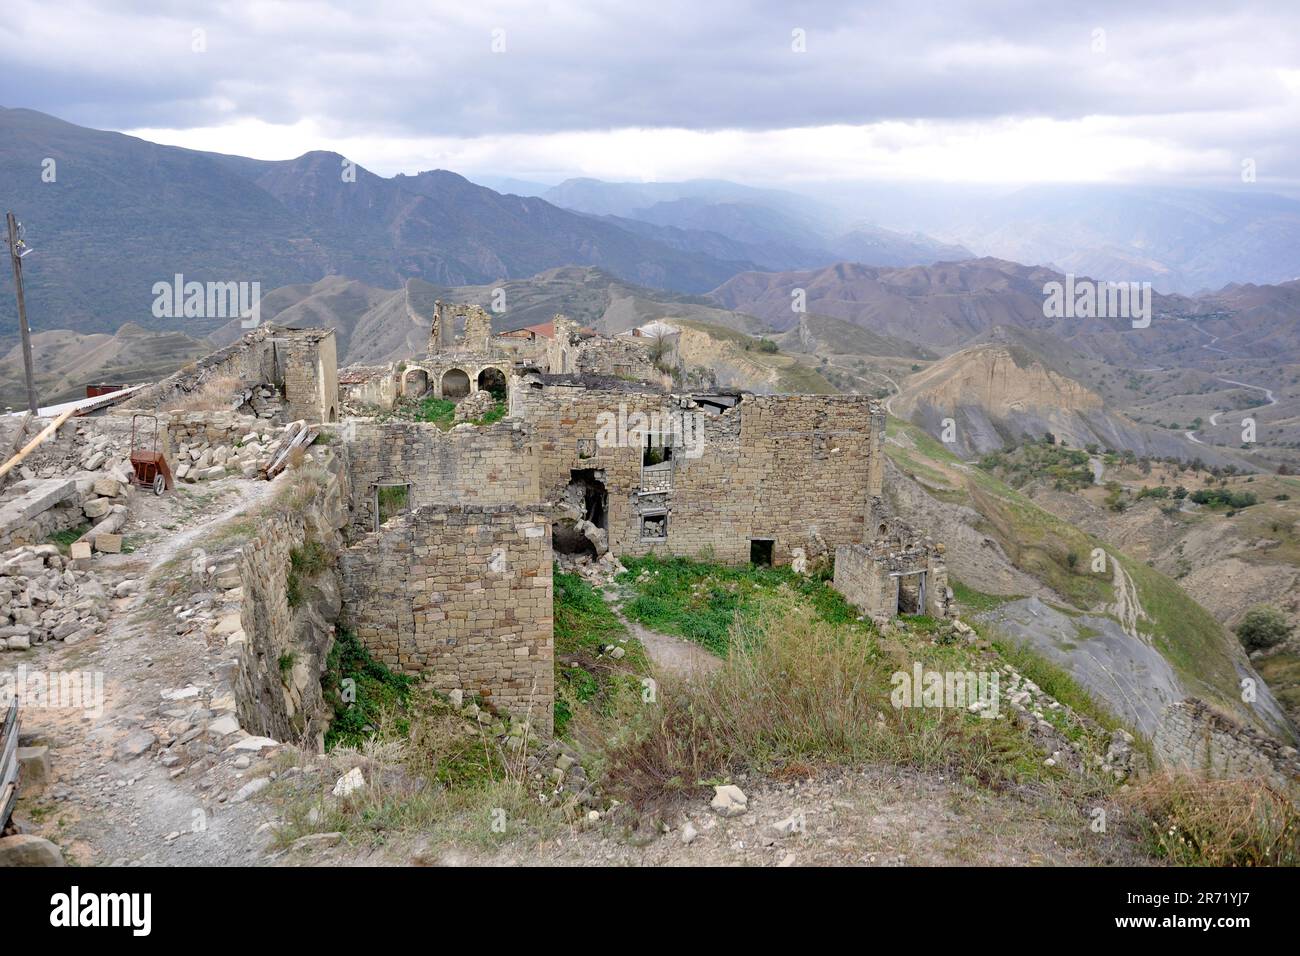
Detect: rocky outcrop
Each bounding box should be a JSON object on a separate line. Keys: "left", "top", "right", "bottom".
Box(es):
{"left": 893, "top": 343, "right": 1241, "bottom": 465}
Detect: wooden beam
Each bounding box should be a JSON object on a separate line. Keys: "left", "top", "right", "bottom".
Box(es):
{"left": 0, "top": 406, "right": 77, "bottom": 481}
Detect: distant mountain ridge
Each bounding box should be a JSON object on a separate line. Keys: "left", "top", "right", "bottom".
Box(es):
{"left": 540, "top": 177, "right": 973, "bottom": 272}
{"left": 0, "top": 107, "right": 753, "bottom": 344}
{"left": 709, "top": 257, "right": 1300, "bottom": 367}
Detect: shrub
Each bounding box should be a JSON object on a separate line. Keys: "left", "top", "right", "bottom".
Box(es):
{"left": 1235, "top": 605, "right": 1293, "bottom": 652}
{"left": 601, "top": 603, "right": 1043, "bottom": 810}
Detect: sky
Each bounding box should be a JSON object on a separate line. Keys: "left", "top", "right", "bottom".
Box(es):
{"left": 1, "top": 0, "right": 1297, "bottom": 190}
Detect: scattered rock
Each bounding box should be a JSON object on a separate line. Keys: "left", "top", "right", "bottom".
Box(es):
{"left": 710, "top": 784, "right": 748, "bottom": 818}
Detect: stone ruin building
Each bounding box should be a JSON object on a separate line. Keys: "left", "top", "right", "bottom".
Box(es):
{"left": 0, "top": 313, "right": 950, "bottom": 743}
{"left": 396, "top": 301, "right": 512, "bottom": 402}
{"left": 5, "top": 309, "right": 1288, "bottom": 789}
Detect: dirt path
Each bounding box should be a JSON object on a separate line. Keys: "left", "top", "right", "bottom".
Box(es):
{"left": 620, "top": 614, "right": 722, "bottom": 678}
{"left": 13, "top": 477, "right": 281, "bottom": 866}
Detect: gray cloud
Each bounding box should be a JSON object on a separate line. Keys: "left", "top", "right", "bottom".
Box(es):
{"left": 0, "top": 0, "right": 1296, "bottom": 183}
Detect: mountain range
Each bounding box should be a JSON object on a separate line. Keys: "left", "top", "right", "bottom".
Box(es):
{"left": 0, "top": 107, "right": 756, "bottom": 344}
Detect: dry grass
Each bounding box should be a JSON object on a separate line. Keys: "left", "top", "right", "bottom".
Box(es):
{"left": 1126, "top": 773, "right": 1300, "bottom": 866}
{"left": 165, "top": 372, "right": 245, "bottom": 412}
{"left": 265, "top": 696, "right": 563, "bottom": 852}
{"left": 600, "top": 604, "right": 1052, "bottom": 811}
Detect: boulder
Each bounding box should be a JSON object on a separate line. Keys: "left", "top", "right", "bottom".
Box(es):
{"left": 0, "top": 834, "right": 65, "bottom": 866}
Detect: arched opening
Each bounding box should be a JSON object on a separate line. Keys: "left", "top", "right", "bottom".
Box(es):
{"left": 403, "top": 368, "right": 430, "bottom": 398}
{"left": 477, "top": 366, "right": 507, "bottom": 400}
{"left": 440, "top": 368, "right": 470, "bottom": 399}
{"left": 328, "top": 406, "right": 337, "bottom": 423}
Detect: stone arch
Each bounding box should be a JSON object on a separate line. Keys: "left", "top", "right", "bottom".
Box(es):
{"left": 402, "top": 367, "right": 430, "bottom": 398}
{"left": 440, "top": 367, "right": 471, "bottom": 399}
{"left": 477, "top": 366, "right": 507, "bottom": 399}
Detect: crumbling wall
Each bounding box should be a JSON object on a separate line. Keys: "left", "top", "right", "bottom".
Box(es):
{"left": 1154, "top": 698, "right": 1300, "bottom": 785}
{"left": 339, "top": 365, "right": 400, "bottom": 410}
{"left": 513, "top": 385, "right": 884, "bottom": 564}
{"left": 219, "top": 455, "right": 351, "bottom": 748}
{"left": 341, "top": 420, "right": 539, "bottom": 537}
{"left": 428, "top": 301, "right": 496, "bottom": 355}
{"left": 833, "top": 536, "right": 953, "bottom": 622}
{"left": 120, "top": 326, "right": 337, "bottom": 424}
{"left": 3, "top": 415, "right": 136, "bottom": 482}
{"left": 120, "top": 326, "right": 279, "bottom": 412}
{"left": 275, "top": 328, "right": 338, "bottom": 424}
{"left": 338, "top": 505, "right": 554, "bottom": 732}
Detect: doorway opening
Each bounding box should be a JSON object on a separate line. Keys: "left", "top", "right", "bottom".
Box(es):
{"left": 893, "top": 571, "right": 927, "bottom": 616}
{"left": 750, "top": 539, "right": 774, "bottom": 566}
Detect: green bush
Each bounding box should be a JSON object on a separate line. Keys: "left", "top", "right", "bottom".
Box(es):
{"left": 1235, "top": 605, "right": 1294, "bottom": 652}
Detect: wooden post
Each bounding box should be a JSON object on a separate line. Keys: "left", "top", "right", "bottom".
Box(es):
{"left": 5, "top": 212, "right": 39, "bottom": 415}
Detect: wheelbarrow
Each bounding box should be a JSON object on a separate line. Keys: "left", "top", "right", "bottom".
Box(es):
{"left": 128, "top": 414, "right": 174, "bottom": 496}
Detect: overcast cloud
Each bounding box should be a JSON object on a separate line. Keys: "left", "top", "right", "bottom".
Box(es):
{"left": 0, "top": 0, "right": 1296, "bottom": 189}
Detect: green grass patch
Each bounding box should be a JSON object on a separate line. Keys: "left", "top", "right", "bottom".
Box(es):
{"left": 287, "top": 538, "right": 332, "bottom": 609}
{"left": 616, "top": 554, "right": 868, "bottom": 655}
{"left": 554, "top": 568, "right": 647, "bottom": 737}
{"left": 414, "top": 397, "right": 457, "bottom": 426}
{"left": 46, "top": 523, "right": 91, "bottom": 554}
{"left": 322, "top": 629, "right": 414, "bottom": 750}
{"left": 949, "top": 578, "right": 1016, "bottom": 615}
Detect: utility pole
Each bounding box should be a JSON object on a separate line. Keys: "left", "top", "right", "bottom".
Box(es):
{"left": 5, "top": 212, "right": 39, "bottom": 415}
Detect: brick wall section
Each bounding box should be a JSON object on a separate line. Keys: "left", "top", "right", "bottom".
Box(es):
{"left": 338, "top": 505, "right": 554, "bottom": 732}
{"left": 342, "top": 420, "right": 539, "bottom": 537}
{"left": 513, "top": 384, "right": 886, "bottom": 564}
{"left": 1154, "top": 698, "right": 1300, "bottom": 785}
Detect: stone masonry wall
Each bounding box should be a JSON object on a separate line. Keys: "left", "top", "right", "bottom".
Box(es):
{"left": 215, "top": 454, "right": 351, "bottom": 749}
{"left": 1154, "top": 698, "right": 1300, "bottom": 786}
{"left": 338, "top": 505, "right": 554, "bottom": 732}
{"left": 121, "top": 325, "right": 280, "bottom": 413}
{"left": 341, "top": 420, "right": 539, "bottom": 537}
{"left": 833, "top": 539, "right": 953, "bottom": 621}
{"left": 276, "top": 329, "right": 338, "bottom": 424}
{"left": 513, "top": 385, "right": 885, "bottom": 564}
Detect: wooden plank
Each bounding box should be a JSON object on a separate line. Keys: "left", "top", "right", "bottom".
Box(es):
{"left": 262, "top": 422, "right": 318, "bottom": 480}
{"left": 0, "top": 698, "right": 19, "bottom": 831}
{"left": 0, "top": 406, "right": 77, "bottom": 481}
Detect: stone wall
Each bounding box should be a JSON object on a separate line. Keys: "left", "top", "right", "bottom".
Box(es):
{"left": 513, "top": 384, "right": 886, "bottom": 564}
{"left": 275, "top": 328, "right": 338, "bottom": 424}
{"left": 544, "top": 316, "right": 666, "bottom": 384}
{"left": 338, "top": 505, "right": 554, "bottom": 732}
{"left": 214, "top": 455, "right": 351, "bottom": 748}
{"left": 340, "top": 420, "right": 539, "bottom": 537}
{"left": 339, "top": 365, "right": 400, "bottom": 410}
{"left": 121, "top": 325, "right": 280, "bottom": 413}
{"left": 165, "top": 411, "right": 265, "bottom": 454}
{"left": 833, "top": 533, "right": 954, "bottom": 621}
{"left": 120, "top": 325, "right": 337, "bottom": 424}
{"left": 1154, "top": 698, "right": 1300, "bottom": 786}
